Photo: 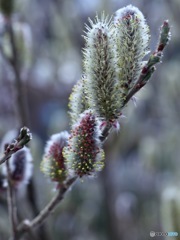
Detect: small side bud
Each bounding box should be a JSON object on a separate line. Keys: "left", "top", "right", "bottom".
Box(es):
{"left": 2, "top": 127, "right": 32, "bottom": 157}
{"left": 18, "top": 127, "right": 32, "bottom": 141}
{"left": 147, "top": 53, "right": 162, "bottom": 68}
{"left": 158, "top": 20, "right": 171, "bottom": 52}
{"left": 40, "top": 131, "right": 69, "bottom": 184}
{"left": 63, "top": 110, "right": 105, "bottom": 177}
{"left": 16, "top": 127, "right": 32, "bottom": 149}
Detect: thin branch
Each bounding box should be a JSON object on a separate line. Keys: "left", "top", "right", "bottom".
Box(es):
{"left": 6, "top": 159, "right": 18, "bottom": 240}
{"left": 123, "top": 71, "right": 149, "bottom": 106}
{"left": 0, "top": 150, "right": 15, "bottom": 165}
{"left": 31, "top": 176, "right": 77, "bottom": 229}
{"left": 17, "top": 176, "right": 77, "bottom": 237}
{"left": 99, "top": 122, "right": 112, "bottom": 142}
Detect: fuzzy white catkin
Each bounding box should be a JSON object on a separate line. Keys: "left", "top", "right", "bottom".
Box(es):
{"left": 44, "top": 131, "right": 69, "bottom": 157}
{"left": 114, "top": 5, "right": 150, "bottom": 98}
{"left": 83, "top": 15, "right": 122, "bottom": 122}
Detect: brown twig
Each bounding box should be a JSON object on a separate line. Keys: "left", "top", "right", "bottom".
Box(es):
{"left": 0, "top": 150, "right": 15, "bottom": 165}
{"left": 17, "top": 176, "right": 77, "bottom": 238}
{"left": 99, "top": 122, "right": 112, "bottom": 142}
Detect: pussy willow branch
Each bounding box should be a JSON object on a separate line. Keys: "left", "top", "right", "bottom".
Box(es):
{"left": 0, "top": 16, "right": 170, "bottom": 240}
{"left": 16, "top": 125, "right": 111, "bottom": 239}
{"left": 6, "top": 159, "right": 18, "bottom": 240}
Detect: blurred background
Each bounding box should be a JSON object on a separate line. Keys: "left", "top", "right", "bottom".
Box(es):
{"left": 0, "top": 0, "right": 179, "bottom": 239}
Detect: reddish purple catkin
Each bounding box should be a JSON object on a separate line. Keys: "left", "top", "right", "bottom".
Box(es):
{"left": 63, "top": 110, "right": 104, "bottom": 177}
{"left": 41, "top": 131, "right": 69, "bottom": 184}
